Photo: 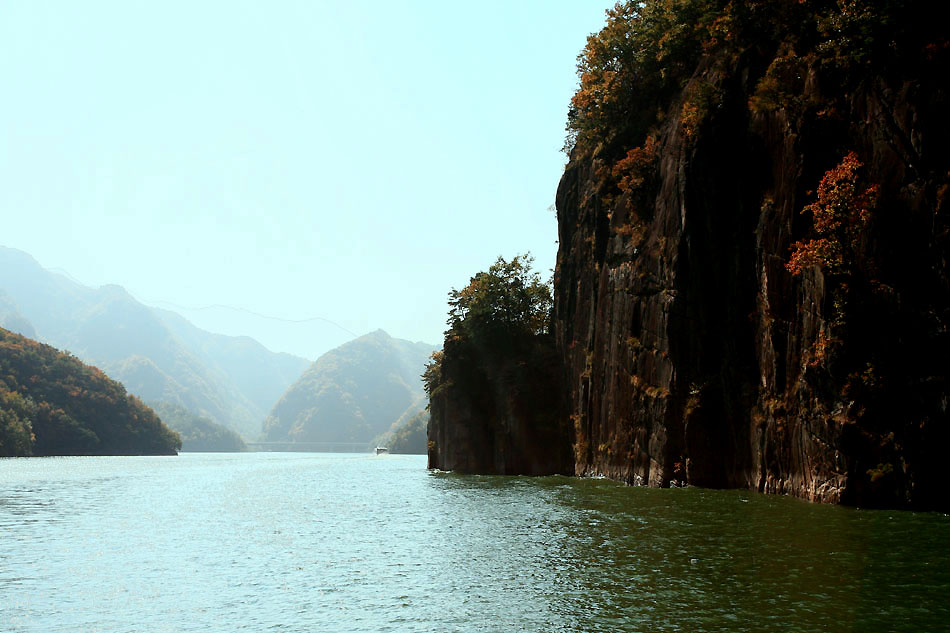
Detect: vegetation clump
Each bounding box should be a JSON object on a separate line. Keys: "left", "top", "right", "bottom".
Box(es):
{"left": 567, "top": 0, "right": 719, "bottom": 157}
{"left": 447, "top": 254, "right": 552, "bottom": 342}
{"left": 787, "top": 151, "right": 878, "bottom": 277}
{"left": 426, "top": 254, "right": 553, "bottom": 398}
{"left": 567, "top": 0, "right": 942, "bottom": 200}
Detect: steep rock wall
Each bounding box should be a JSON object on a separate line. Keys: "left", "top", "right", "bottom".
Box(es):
{"left": 427, "top": 335, "right": 573, "bottom": 476}
{"left": 554, "top": 51, "right": 949, "bottom": 509}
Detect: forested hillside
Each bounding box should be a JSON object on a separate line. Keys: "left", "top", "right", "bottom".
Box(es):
{"left": 1, "top": 327, "right": 180, "bottom": 456}
{"left": 385, "top": 410, "right": 428, "bottom": 455}
{"left": 263, "top": 330, "right": 436, "bottom": 447}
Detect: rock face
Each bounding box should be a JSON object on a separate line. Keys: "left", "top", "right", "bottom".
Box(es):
{"left": 424, "top": 4, "right": 948, "bottom": 508}
{"left": 427, "top": 335, "right": 573, "bottom": 476}
{"left": 554, "top": 46, "right": 949, "bottom": 508}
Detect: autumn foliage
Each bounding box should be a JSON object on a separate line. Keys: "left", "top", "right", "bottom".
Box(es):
{"left": 0, "top": 327, "right": 181, "bottom": 456}
{"left": 611, "top": 136, "right": 658, "bottom": 194}
{"left": 446, "top": 254, "right": 552, "bottom": 343}
{"left": 567, "top": 0, "right": 940, "bottom": 202}
{"left": 567, "top": 1, "right": 718, "bottom": 155}
{"left": 787, "top": 152, "right": 879, "bottom": 276}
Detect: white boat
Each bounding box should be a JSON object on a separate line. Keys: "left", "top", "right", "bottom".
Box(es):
{"left": 375, "top": 446, "right": 389, "bottom": 455}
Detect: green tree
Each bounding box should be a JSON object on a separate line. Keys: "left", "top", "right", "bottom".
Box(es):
{"left": 446, "top": 253, "right": 552, "bottom": 343}
{"left": 0, "top": 389, "right": 35, "bottom": 456}
{"left": 426, "top": 254, "right": 553, "bottom": 404}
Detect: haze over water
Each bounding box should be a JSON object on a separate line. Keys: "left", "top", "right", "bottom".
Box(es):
{"left": 2, "top": 453, "right": 948, "bottom": 632}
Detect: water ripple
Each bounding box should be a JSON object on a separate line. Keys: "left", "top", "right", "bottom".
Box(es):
{"left": 1, "top": 453, "right": 949, "bottom": 632}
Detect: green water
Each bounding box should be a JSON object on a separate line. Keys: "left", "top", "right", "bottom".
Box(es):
{"left": 1, "top": 453, "right": 947, "bottom": 632}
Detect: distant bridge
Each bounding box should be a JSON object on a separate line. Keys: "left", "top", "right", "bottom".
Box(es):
{"left": 245, "top": 441, "right": 373, "bottom": 453}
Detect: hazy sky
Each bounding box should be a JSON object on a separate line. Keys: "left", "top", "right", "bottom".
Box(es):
{"left": 1, "top": 1, "right": 608, "bottom": 360}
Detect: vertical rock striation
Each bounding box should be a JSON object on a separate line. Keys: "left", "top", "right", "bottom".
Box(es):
{"left": 554, "top": 38, "right": 949, "bottom": 508}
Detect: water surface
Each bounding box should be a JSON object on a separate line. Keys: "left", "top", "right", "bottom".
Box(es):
{"left": 1, "top": 453, "right": 947, "bottom": 632}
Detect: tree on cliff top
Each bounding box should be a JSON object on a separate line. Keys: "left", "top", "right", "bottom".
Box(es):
{"left": 426, "top": 254, "right": 552, "bottom": 400}
{"left": 446, "top": 253, "right": 552, "bottom": 343}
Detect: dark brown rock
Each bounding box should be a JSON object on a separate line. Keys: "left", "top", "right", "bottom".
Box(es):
{"left": 554, "top": 47, "right": 950, "bottom": 509}
{"left": 427, "top": 334, "right": 574, "bottom": 476}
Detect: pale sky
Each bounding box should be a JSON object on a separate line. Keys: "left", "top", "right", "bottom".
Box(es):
{"left": 1, "top": 1, "right": 609, "bottom": 360}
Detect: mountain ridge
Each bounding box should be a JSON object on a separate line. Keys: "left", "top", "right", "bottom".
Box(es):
{"left": 0, "top": 245, "right": 310, "bottom": 438}
{"left": 263, "top": 329, "right": 437, "bottom": 447}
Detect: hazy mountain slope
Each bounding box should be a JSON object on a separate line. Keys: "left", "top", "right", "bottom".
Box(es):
{"left": 381, "top": 410, "right": 428, "bottom": 455}
{"left": 149, "top": 400, "right": 247, "bottom": 452}
{"left": 154, "top": 308, "right": 309, "bottom": 417}
{"left": 0, "top": 290, "right": 35, "bottom": 339}
{"left": 0, "top": 246, "right": 307, "bottom": 438}
{"left": 262, "top": 330, "right": 436, "bottom": 446}
{"left": 0, "top": 248, "right": 87, "bottom": 341}
{"left": 374, "top": 395, "right": 427, "bottom": 446}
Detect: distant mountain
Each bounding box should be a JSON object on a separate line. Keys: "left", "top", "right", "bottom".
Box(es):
{"left": 148, "top": 401, "right": 247, "bottom": 452}
{"left": 262, "top": 330, "right": 437, "bottom": 447}
{"left": 0, "top": 327, "right": 180, "bottom": 456}
{"left": 374, "top": 397, "right": 427, "bottom": 446}
{"left": 383, "top": 410, "right": 428, "bottom": 455}
{"left": 0, "top": 290, "right": 36, "bottom": 339}
{"left": 152, "top": 308, "right": 308, "bottom": 424}
{"left": 0, "top": 246, "right": 310, "bottom": 438}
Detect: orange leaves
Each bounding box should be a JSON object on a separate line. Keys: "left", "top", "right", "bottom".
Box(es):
{"left": 787, "top": 238, "right": 837, "bottom": 275}
{"left": 787, "top": 151, "right": 878, "bottom": 276}
{"left": 611, "top": 136, "right": 658, "bottom": 193}
{"left": 805, "top": 152, "right": 878, "bottom": 234}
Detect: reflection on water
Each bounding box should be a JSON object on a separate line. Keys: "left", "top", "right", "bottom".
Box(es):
{"left": 1, "top": 454, "right": 948, "bottom": 632}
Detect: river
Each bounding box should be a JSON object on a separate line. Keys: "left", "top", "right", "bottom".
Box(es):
{"left": 1, "top": 452, "right": 948, "bottom": 632}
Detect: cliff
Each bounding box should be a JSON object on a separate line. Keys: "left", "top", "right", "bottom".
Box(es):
{"left": 554, "top": 1, "right": 949, "bottom": 508}
{"left": 427, "top": 332, "right": 573, "bottom": 475}
{"left": 426, "top": 255, "right": 574, "bottom": 475}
